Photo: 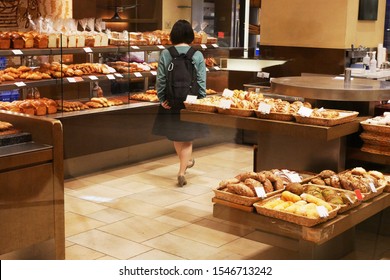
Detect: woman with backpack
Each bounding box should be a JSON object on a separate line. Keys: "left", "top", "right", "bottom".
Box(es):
{"left": 152, "top": 19, "right": 209, "bottom": 187}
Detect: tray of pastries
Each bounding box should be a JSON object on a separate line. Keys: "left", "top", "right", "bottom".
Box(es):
{"left": 284, "top": 182, "right": 361, "bottom": 214}
{"left": 360, "top": 113, "right": 390, "bottom": 134}
{"left": 253, "top": 191, "right": 340, "bottom": 227}
{"left": 213, "top": 169, "right": 310, "bottom": 208}
{"left": 294, "top": 109, "right": 359, "bottom": 126}
{"left": 255, "top": 100, "right": 312, "bottom": 122}
{"left": 130, "top": 90, "right": 159, "bottom": 102}
{"left": 184, "top": 96, "right": 221, "bottom": 113}
{"left": 302, "top": 168, "right": 387, "bottom": 201}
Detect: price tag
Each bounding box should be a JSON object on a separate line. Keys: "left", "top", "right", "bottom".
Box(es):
{"left": 354, "top": 189, "right": 363, "bottom": 201}
{"left": 89, "top": 75, "right": 98, "bottom": 80}
{"left": 150, "top": 71, "right": 157, "bottom": 76}
{"left": 106, "top": 74, "right": 116, "bottom": 80}
{"left": 157, "top": 45, "right": 165, "bottom": 49}
{"left": 212, "top": 44, "right": 219, "bottom": 48}
{"left": 369, "top": 182, "right": 377, "bottom": 193}
{"left": 297, "top": 106, "right": 313, "bottom": 117}
{"left": 257, "top": 102, "right": 272, "bottom": 114}
{"left": 185, "top": 95, "right": 198, "bottom": 104}
{"left": 200, "top": 44, "right": 207, "bottom": 49}
{"left": 206, "top": 68, "right": 210, "bottom": 72}
{"left": 134, "top": 72, "right": 143, "bottom": 78}
{"left": 12, "top": 50, "right": 23, "bottom": 55}
{"left": 317, "top": 107, "right": 325, "bottom": 112}
{"left": 281, "top": 169, "right": 302, "bottom": 183}
{"left": 74, "top": 77, "right": 84, "bottom": 82}
{"left": 222, "top": 88, "right": 234, "bottom": 98}
{"left": 83, "top": 47, "right": 93, "bottom": 53}
{"left": 14, "top": 81, "right": 26, "bottom": 87}
{"left": 214, "top": 66, "right": 221, "bottom": 71}
{"left": 114, "top": 73, "right": 124, "bottom": 78}
{"left": 255, "top": 186, "right": 267, "bottom": 198}
{"left": 67, "top": 77, "right": 76, "bottom": 83}
{"left": 219, "top": 99, "right": 231, "bottom": 109}
{"left": 316, "top": 206, "right": 329, "bottom": 218}
{"left": 131, "top": 46, "right": 140, "bottom": 50}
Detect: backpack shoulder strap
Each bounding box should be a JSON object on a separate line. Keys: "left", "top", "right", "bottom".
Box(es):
{"left": 168, "top": 46, "right": 180, "bottom": 58}
{"left": 185, "top": 47, "right": 198, "bottom": 59}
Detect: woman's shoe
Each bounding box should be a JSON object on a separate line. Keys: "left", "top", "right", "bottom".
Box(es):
{"left": 186, "top": 158, "right": 195, "bottom": 170}
{"left": 178, "top": 175, "right": 187, "bottom": 187}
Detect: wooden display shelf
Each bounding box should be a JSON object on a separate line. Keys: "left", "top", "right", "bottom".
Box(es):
{"left": 181, "top": 110, "right": 363, "bottom": 141}
{"left": 347, "top": 147, "right": 390, "bottom": 165}
{"left": 213, "top": 193, "right": 390, "bottom": 259}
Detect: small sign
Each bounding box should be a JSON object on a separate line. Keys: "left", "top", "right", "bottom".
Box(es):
{"left": 150, "top": 71, "right": 157, "bottom": 76}
{"left": 157, "top": 45, "right": 165, "bottom": 49}
{"left": 185, "top": 95, "right": 197, "bottom": 104}
{"left": 200, "top": 44, "right": 207, "bottom": 49}
{"left": 212, "top": 44, "right": 219, "bottom": 48}
{"left": 134, "top": 72, "right": 143, "bottom": 78}
{"left": 83, "top": 47, "right": 93, "bottom": 53}
{"left": 316, "top": 206, "right": 329, "bottom": 218}
{"left": 67, "top": 77, "right": 76, "bottom": 83}
{"left": 89, "top": 75, "right": 98, "bottom": 80}
{"left": 12, "top": 50, "right": 23, "bottom": 55}
{"left": 222, "top": 88, "right": 234, "bottom": 98}
{"left": 354, "top": 189, "right": 363, "bottom": 201}
{"left": 206, "top": 68, "right": 210, "bottom": 72}
{"left": 257, "top": 102, "right": 272, "bottom": 114}
{"left": 106, "top": 74, "right": 116, "bottom": 80}
{"left": 219, "top": 99, "right": 231, "bottom": 109}
{"left": 255, "top": 186, "right": 267, "bottom": 198}
{"left": 214, "top": 66, "right": 221, "bottom": 71}
{"left": 369, "top": 182, "right": 377, "bottom": 193}
{"left": 281, "top": 169, "right": 302, "bottom": 183}
{"left": 297, "top": 106, "right": 313, "bottom": 117}
{"left": 114, "top": 73, "right": 124, "bottom": 78}
{"left": 131, "top": 46, "right": 140, "bottom": 50}
{"left": 14, "top": 82, "right": 26, "bottom": 87}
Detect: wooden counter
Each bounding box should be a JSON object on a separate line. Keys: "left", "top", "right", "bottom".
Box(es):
{"left": 0, "top": 111, "right": 64, "bottom": 260}
{"left": 181, "top": 110, "right": 364, "bottom": 172}
{"left": 213, "top": 193, "right": 390, "bottom": 259}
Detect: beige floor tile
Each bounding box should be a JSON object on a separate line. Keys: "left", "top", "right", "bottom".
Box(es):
{"left": 111, "top": 181, "right": 157, "bottom": 194}
{"left": 65, "top": 195, "right": 107, "bottom": 215}
{"left": 121, "top": 173, "right": 178, "bottom": 188}
{"left": 166, "top": 200, "right": 213, "bottom": 218}
{"left": 67, "top": 184, "right": 132, "bottom": 203}
{"left": 98, "top": 216, "right": 177, "bottom": 243}
{"left": 78, "top": 173, "right": 120, "bottom": 184}
{"left": 86, "top": 208, "right": 133, "bottom": 224}
{"left": 203, "top": 250, "right": 247, "bottom": 260}
{"left": 65, "top": 178, "right": 96, "bottom": 190}
{"left": 67, "top": 229, "right": 152, "bottom": 259}
{"left": 65, "top": 240, "right": 74, "bottom": 247}
{"left": 196, "top": 218, "right": 255, "bottom": 237}
{"left": 130, "top": 249, "right": 185, "bottom": 260}
{"left": 171, "top": 222, "right": 241, "bottom": 248}
{"left": 219, "top": 237, "right": 274, "bottom": 257}
{"left": 143, "top": 233, "right": 222, "bottom": 260}
{"left": 102, "top": 196, "right": 173, "bottom": 218}
{"left": 128, "top": 188, "right": 192, "bottom": 207}
{"left": 96, "top": 255, "right": 120, "bottom": 260}
{"left": 154, "top": 211, "right": 202, "bottom": 228}
{"left": 65, "top": 212, "right": 106, "bottom": 237}
{"left": 173, "top": 182, "right": 214, "bottom": 196}
{"left": 246, "top": 245, "right": 299, "bottom": 260}
{"left": 188, "top": 192, "right": 214, "bottom": 207}
{"left": 66, "top": 244, "right": 105, "bottom": 260}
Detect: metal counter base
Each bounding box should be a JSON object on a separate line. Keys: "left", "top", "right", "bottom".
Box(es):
{"left": 213, "top": 193, "right": 390, "bottom": 260}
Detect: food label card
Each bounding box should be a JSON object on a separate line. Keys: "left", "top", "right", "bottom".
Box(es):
{"left": 219, "top": 99, "right": 231, "bottom": 109}
{"left": 354, "top": 189, "right": 364, "bottom": 201}
{"left": 255, "top": 186, "right": 267, "bottom": 198}
{"left": 297, "top": 106, "right": 313, "bottom": 117}
{"left": 257, "top": 102, "right": 272, "bottom": 114}
{"left": 222, "top": 88, "right": 234, "bottom": 98}
{"left": 316, "top": 206, "right": 329, "bottom": 218}
{"left": 185, "top": 95, "right": 197, "bottom": 104}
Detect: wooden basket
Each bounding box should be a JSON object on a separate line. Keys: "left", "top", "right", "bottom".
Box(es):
{"left": 255, "top": 111, "right": 294, "bottom": 121}
{"left": 361, "top": 121, "right": 390, "bottom": 134}
{"left": 360, "top": 132, "right": 390, "bottom": 147}
{"left": 302, "top": 184, "right": 361, "bottom": 213}
{"left": 184, "top": 102, "right": 217, "bottom": 113}
{"left": 294, "top": 111, "right": 359, "bottom": 126}
{"left": 361, "top": 144, "right": 390, "bottom": 156}
{"left": 213, "top": 189, "right": 262, "bottom": 206}
{"left": 253, "top": 195, "right": 340, "bottom": 227}
{"left": 217, "top": 107, "right": 254, "bottom": 117}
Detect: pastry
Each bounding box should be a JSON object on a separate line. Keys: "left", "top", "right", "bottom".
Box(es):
{"left": 0, "top": 32, "right": 11, "bottom": 49}
{"left": 23, "top": 32, "right": 34, "bottom": 48}
{"left": 11, "top": 32, "right": 24, "bottom": 49}
{"left": 34, "top": 34, "right": 48, "bottom": 49}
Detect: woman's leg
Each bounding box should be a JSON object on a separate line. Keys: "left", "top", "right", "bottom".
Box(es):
{"left": 173, "top": 141, "right": 193, "bottom": 176}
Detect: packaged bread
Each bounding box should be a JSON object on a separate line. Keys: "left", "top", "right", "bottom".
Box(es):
{"left": 23, "top": 32, "right": 34, "bottom": 48}
{"left": 0, "top": 32, "right": 11, "bottom": 49}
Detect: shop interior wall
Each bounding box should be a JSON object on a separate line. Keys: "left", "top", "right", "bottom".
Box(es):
{"left": 259, "top": 0, "right": 386, "bottom": 77}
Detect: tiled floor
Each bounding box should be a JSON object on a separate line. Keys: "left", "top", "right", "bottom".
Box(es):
{"left": 64, "top": 143, "right": 390, "bottom": 260}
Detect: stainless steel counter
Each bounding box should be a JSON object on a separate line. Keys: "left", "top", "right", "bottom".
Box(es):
{"left": 271, "top": 76, "right": 390, "bottom": 101}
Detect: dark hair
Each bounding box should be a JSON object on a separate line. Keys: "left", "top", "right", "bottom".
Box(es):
{"left": 169, "top": 20, "right": 194, "bottom": 45}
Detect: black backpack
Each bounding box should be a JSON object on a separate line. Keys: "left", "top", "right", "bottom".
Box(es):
{"left": 166, "top": 46, "right": 199, "bottom": 108}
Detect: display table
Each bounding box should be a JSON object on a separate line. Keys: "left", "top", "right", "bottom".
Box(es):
{"left": 181, "top": 110, "right": 364, "bottom": 172}
{"left": 213, "top": 193, "right": 390, "bottom": 259}
{"left": 0, "top": 112, "right": 64, "bottom": 260}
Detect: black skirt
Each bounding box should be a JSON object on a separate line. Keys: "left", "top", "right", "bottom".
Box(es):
{"left": 152, "top": 105, "right": 209, "bottom": 142}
